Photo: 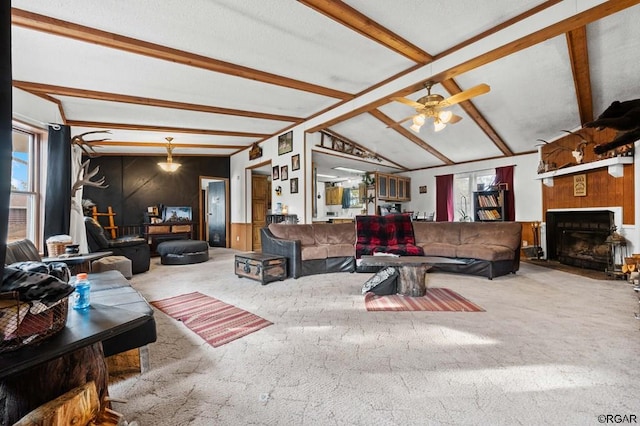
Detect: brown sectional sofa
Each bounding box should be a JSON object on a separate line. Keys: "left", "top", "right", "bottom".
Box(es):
{"left": 412, "top": 221, "right": 522, "bottom": 279}
{"left": 261, "top": 223, "right": 356, "bottom": 278}
{"left": 261, "top": 219, "right": 522, "bottom": 280}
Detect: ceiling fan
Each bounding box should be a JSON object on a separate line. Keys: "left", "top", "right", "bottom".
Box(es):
{"left": 390, "top": 81, "right": 490, "bottom": 133}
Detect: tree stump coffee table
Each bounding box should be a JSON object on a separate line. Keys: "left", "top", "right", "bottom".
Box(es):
{"left": 360, "top": 255, "right": 467, "bottom": 297}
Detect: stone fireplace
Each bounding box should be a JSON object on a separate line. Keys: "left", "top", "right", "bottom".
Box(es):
{"left": 545, "top": 209, "right": 615, "bottom": 271}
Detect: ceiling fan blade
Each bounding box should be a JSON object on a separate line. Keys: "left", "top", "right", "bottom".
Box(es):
{"left": 391, "top": 97, "right": 424, "bottom": 109}
{"left": 386, "top": 115, "right": 415, "bottom": 128}
{"left": 440, "top": 83, "right": 490, "bottom": 107}
{"left": 448, "top": 114, "right": 463, "bottom": 124}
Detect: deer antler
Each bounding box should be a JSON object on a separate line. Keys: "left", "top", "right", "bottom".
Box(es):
{"left": 72, "top": 159, "right": 109, "bottom": 196}
{"left": 71, "top": 130, "right": 111, "bottom": 157}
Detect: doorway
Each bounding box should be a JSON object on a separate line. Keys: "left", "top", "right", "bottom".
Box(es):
{"left": 248, "top": 162, "right": 272, "bottom": 252}
{"left": 199, "top": 176, "right": 230, "bottom": 247}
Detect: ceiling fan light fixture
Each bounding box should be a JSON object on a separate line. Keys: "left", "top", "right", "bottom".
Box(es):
{"left": 158, "top": 136, "right": 182, "bottom": 172}
{"left": 433, "top": 120, "right": 447, "bottom": 132}
{"left": 438, "top": 110, "right": 453, "bottom": 124}
{"left": 412, "top": 114, "right": 426, "bottom": 126}
{"left": 410, "top": 123, "right": 423, "bottom": 133}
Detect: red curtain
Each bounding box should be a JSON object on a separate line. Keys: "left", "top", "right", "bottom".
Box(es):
{"left": 495, "top": 165, "right": 515, "bottom": 221}
{"left": 435, "top": 174, "right": 453, "bottom": 222}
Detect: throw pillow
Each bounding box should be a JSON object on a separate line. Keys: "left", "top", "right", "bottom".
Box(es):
{"left": 361, "top": 266, "right": 398, "bottom": 295}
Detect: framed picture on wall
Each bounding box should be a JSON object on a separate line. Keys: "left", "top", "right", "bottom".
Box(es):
{"left": 291, "top": 154, "right": 300, "bottom": 171}
{"left": 291, "top": 177, "right": 298, "bottom": 194}
{"left": 280, "top": 165, "right": 288, "bottom": 181}
{"left": 272, "top": 165, "right": 279, "bottom": 180}
{"left": 278, "top": 131, "right": 293, "bottom": 155}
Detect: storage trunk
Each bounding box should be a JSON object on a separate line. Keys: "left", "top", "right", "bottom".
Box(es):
{"left": 234, "top": 253, "right": 287, "bottom": 285}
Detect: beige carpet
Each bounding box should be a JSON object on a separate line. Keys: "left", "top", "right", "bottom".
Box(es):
{"left": 109, "top": 248, "right": 640, "bottom": 425}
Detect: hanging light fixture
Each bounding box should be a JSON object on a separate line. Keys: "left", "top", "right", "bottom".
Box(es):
{"left": 410, "top": 114, "right": 425, "bottom": 133}
{"left": 438, "top": 110, "right": 453, "bottom": 124}
{"left": 158, "top": 137, "right": 181, "bottom": 172}
{"left": 433, "top": 119, "right": 447, "bottom": 132}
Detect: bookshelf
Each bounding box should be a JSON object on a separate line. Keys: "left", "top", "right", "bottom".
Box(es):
{"left": 473, "top": 190, "right": 506, "bottom": 222}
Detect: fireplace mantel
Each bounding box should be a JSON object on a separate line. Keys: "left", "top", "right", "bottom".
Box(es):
{"left": 536, "top": 156, "right": 633, "bottom": 187}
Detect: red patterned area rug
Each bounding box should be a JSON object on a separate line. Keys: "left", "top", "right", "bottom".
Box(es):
{"left": 364, "top": 288, "right": 485, "bottom": 312}
{"left": 152, "top": 292, "right": 272, "bottom": 347}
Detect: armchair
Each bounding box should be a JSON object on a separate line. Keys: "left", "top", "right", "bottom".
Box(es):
{"left": 84, "top": 217, "right": 150, "bottom": 274}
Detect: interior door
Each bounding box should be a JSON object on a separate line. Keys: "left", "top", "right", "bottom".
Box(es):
{"left": 208, "top": 181, "right": 226, "bottom": 247}
{"left": 252, "top": 175, "right": 269, "bottom": 251}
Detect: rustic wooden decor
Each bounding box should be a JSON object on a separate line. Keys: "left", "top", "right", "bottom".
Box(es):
{"left": 538, "top": 127, "right": 632, "bottom": 174}
{"left": 249, "top": 142, "right": 262, "bottom": 160}
{"left": 573, "top": 174, "right": 587, "bottom": 196}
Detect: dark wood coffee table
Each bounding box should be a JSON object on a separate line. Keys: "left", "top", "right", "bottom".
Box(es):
{"left": 360, "top": 255, "right": 465, "bottom": 297}
{"left": 41, "top": 251, "right": 113, "bottom": 273}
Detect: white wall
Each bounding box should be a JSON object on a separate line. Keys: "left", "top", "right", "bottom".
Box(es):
{"left": 230, "top": 126, "right": 306, "bottom": 224}
{"left": 401, "top": 152, "right": 543, "bottom": 222}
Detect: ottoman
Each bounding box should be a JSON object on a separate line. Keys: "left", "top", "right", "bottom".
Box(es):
{"left": 92, "top": 255, "right": 133, "bottom": 278}
{"left": 156, "top": 240, "right": 209, "bottom": 265}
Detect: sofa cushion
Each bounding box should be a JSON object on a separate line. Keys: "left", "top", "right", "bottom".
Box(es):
{"left": 313, "top": 223, "right": 356, "bottom": 245}
{"left": 455, "top": 244, "right": 516, "bottom": 262}
{"left": 301, "top": 245, "right": 328, "bottom": 260}
{"left": 419, "top": 242, "right": 458, "bottom": 258}
{"left": 325, "top": 244, "right": 356, "bottom": 258}
{"left": 458, "top": 222, "right": 522, "bottom": 251}
{"left": 268, "top": 224, "right": 316, "bottom": 246}
{"left": 413, "top": 222, "right": 462, "bottom": 245}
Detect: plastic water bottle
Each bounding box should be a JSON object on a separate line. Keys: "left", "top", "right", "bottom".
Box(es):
{"left": 73, "top": 273, "right": 91, "bottom": 310}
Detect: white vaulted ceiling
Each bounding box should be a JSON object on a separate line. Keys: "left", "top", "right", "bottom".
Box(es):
{"left": 10, "top": 0, "right": 640, "bottom": 177}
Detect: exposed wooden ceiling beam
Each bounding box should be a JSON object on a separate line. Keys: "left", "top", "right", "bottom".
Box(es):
{"left": 90, "top": 141, "right": 246, "bottom": 150}
{"left": 65, "top": 120, "right": 268, "bottom": 138}
{"left": 368, "top": 109, "right": 453, "bottom": 165}
{"left": 13, "top": 81, "right": 304, "bottom": 123}
{"left": 423, "top": 0, "right": 640, "bottom": 90}
{"left": 11, "top": 8, "right": 353, "bottom": 100}
{"left": 298, "top": 0, "right": 432, "bottom": 64}
{"left": 321, "top": 128, "right": 407, "bottom": 170}
{"left": 309, "top": 0, "right": 640, "bottom": 134}
{"left": 435, "top": 0, "right": 563, "bottom": 59}
{"left": 566, "top": 26, "right": 594, "bottom": 124}
{"left": 439, "top": 79, "right": 513, "bottom": 156}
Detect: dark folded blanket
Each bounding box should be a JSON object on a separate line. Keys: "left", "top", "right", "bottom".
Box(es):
{"left": 2, "top": 263, "right": 74, "bottom": 305}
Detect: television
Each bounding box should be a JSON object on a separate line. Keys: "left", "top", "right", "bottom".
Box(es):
{"left": 162, "top": 206, "right": 192, "bottom": 222}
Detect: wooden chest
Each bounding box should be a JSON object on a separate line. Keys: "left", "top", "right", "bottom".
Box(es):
{"left": 234, "top": 253, "right": 287, "bottom": 285}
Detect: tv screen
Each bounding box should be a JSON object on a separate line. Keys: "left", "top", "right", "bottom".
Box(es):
{"left": 163, "top": 206, "right": 192, "bottom": 222}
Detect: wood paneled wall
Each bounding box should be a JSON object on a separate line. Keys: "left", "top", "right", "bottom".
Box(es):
{"left": 541, "top": 164, "right": 634, "bottom": 224}
{"left": 83, "top": 156, "right": 230, "bottom": 230}
{"left": 539, "top": 127, "right": 635, "bottom": 225}
{"left": 231, "top": 223, "right": 252, "bottom": 251}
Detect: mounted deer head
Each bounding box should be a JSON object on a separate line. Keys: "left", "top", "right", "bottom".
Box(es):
{"left": 72, "top": 159, "right": 108, "bottom": 196}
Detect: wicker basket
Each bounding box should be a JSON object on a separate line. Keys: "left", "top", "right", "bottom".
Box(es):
{"left": 46, "top": 239, "right": 72, "bottom": 257}
{"left": 0, "top": 292, "right": 69, "bottom": 353}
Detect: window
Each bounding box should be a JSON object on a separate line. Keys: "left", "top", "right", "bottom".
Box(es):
{"left": 10, "top": 126, "right": 43, "bottom": 246}
{"left": 453, "top": 169, "right": 495, "bottom": 221}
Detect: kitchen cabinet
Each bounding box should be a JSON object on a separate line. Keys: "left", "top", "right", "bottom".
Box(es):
{"left": 389, "top": 176, "right": 397, "bottom": 199}
{"left": 377, "top": 174, "right": 388, "bottom": 199}
{"left": 325, "top": 186, "right": 344, "bottom": 205}
{"left": 375, "top": 173, "right": 411, "bottom": 202}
